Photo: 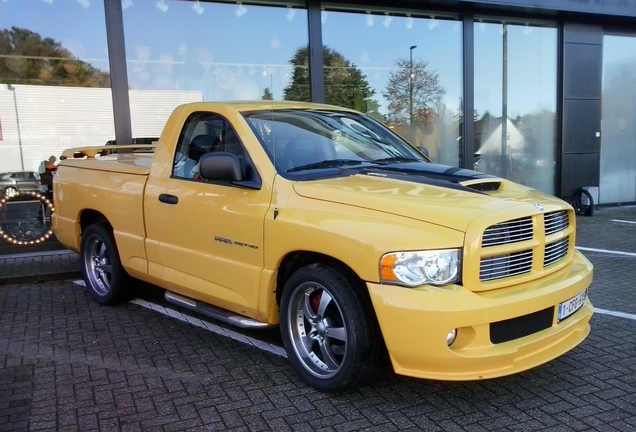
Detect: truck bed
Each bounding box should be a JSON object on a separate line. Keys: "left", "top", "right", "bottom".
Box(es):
{"left": 59, "top": 145, "right": 155, "bottom": 175}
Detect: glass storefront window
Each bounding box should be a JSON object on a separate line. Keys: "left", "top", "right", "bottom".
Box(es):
{"left": 320, "top": 9, "right": 463, "bottom": 167}
{"left": 474, "top": 21, "right": 557, "bottom": 193}
{"left": 0, "top": 1, "right": 112, "bottom": 174}
{"left": 1, "top": 1, "right": 111, "bottom": 251}
{"left": 122, "top": 1, "right": 308, "bottom": 138}
{"left": 600, "top": 35, "right": 636, "bottom": 204}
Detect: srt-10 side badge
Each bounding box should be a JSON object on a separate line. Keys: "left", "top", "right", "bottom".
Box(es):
{"left": 214, "top": 236, "right": 259, "bottom": 249}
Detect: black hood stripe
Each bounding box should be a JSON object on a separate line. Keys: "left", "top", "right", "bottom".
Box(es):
{"left": 359, "top": 167, "right": 492, "bottom": 194}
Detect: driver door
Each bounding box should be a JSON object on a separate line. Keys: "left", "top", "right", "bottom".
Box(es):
{"left": 144, "top": 111, "right": 270, "bottom": 318}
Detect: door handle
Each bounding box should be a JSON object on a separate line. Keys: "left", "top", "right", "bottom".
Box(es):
{"left": 158, "top": 193, "right": 178, "bottom": 205}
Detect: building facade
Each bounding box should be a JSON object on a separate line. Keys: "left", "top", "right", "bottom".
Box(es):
{"left": 1, "top": 0, "right": 636, "bottom": 205}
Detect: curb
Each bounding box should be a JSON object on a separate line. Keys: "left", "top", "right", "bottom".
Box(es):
{"left": 0, "top": 271, "right": 82, "bottom": 286}
{"left": 0, "top": 249, "right": 81, "bottom": 285}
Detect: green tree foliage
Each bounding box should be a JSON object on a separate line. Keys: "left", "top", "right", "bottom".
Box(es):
{"left": 283, "top": 45, "right": 383, "bottom": 120}
{"left": 0, "top": 26, "right": 110, "bottom": 87}
{"left": 383, "top": 59, "right": 445, "bottom": 125}
{"left": 262, "top": 87, "right": 273, "bottom": 100}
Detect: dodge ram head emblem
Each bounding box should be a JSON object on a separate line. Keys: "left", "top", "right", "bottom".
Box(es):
{"left": 535, "top": 203, "right": 544, "bottom": 212}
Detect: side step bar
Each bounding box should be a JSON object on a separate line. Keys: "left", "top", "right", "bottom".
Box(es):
{"left": 164, "top": 291, "right": 275, "bottom": 329}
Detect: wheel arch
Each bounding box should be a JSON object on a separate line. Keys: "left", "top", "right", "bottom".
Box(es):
{"left": 79, "top": 209, "right": 112, "bottom": 235}
{"left": 276, "top": 251, "right": 388, "bottom": 391}
{"left": 274, "top": 251, "right": 370, "bottom": 307}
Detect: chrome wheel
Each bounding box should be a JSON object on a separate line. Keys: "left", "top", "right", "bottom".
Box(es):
{"left": 280, "top": 263, "right": 382, "bottom": 392}
{"left": 80, "top": 224, "right": 129, "bottom": 305}
{"left": 83, "top": 232, "right": 112, "bottom": 297}
{"left": 287, "top": 281, "right": 348, "bottom": 378}
{"left": 4, "top": 187, "right": 17, "bottom": 198}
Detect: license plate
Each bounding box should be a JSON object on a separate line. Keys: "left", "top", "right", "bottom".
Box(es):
{"left": 557, "top": 289, "right": 587, "bottom": 322}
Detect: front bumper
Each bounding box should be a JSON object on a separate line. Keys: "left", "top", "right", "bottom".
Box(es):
{"left": 367, "top": 250, "right": 593, "bottom": 380}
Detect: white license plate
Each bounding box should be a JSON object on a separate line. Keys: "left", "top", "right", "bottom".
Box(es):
{"left": 557, "top": 289, "right": 587, "bottom": 322}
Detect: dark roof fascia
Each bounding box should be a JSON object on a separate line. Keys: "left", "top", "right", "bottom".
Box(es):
{"left": 266, "top": 0, "right": 636, "bottom": 18}
{"left": 454, "top": 0, "right": 636, "bottom": 18}
{"left": 321, "top": 0, "right": 636, "bottom": 25}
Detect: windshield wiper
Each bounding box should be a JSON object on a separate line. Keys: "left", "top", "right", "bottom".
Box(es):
{"left": 374, "top": 156, "right": 422, "bottom": 164}
{"left": 286, "top": 159, "right": 365, "bottom": 173}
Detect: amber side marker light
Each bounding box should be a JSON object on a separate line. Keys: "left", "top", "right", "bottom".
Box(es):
{"left": 380, "top": 254, "right": 399, "bottom": 282}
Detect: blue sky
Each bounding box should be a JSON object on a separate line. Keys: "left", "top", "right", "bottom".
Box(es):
{"left": 1, "top": 0, "right": 110, "bottom": 69}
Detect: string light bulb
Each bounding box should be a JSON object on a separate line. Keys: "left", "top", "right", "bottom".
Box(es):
{"left": 0, "top": 192, "right": 55, "bottom": 246}
{"left": 155, "top": 0, "right": 168, "bottom": 13}
{"left": 405, "top": 14, "right": 414, "bottom": 29}
{"left": 192, "top": 0, "right": 204, "bottom": 15}
{"left": 235, "top": 2, "right": 247, "bottom": 18}
{"left": 286, "top": 5, "right": 296, "bottom": 22}
{"left": 383, "top": 13, "right": 393, "bottom": 28}
{"left": 365, "top": 11, "right": 374, "bottom": 27}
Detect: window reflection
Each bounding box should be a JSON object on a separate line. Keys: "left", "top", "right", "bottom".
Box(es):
{"left": 321, "top": 10, "right": 463, "bottom": 167}
{"left": 600, "top": 35, "right": 636, "bottom": 204}
{"left": 123, "top": 1, "right": 308, "bottom": 137}
{"left": 0, "top": 1, "right": 111, "bottom": 174}
{"left": 474, "top": 21, "right": 557, "bottom": 193}
{"left": 124, "top": 0, "right": 308, "bottom": 136}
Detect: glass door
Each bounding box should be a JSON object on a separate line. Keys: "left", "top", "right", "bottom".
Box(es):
{"left": 474, "top": 20, "right": 557, "bottom": 194}
{"left": 600, "top": 35, "right": 636, "bottom": 204}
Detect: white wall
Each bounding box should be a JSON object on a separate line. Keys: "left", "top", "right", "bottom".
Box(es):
{"left": 0, "top": 84, "right": 202, "bottom": 173}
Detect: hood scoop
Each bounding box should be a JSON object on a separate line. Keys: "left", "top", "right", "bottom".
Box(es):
{"left": 464, "top": 181, "right": 502, "bottom": 193}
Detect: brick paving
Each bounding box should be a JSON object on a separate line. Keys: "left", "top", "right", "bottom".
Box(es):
{"left": 1, "top": 206, "right": 635, "bottom": 431}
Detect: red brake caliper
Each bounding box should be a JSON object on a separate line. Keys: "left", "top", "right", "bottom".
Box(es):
{"left": 310, "top": 292, "right": 322, "bottom": 314}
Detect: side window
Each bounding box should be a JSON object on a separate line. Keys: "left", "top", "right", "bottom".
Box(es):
{"left": 172, "top": 112, "right": 243, "bottom": 179}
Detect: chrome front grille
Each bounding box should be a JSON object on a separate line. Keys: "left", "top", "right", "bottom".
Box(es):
{"left": 544, "top": 238, "right": 569, "bottom": 266}
{"left": 482, "top": 217, "right": 533, "bottom": 247}
{"left": 477, "top": 210, "right": 573, "bottom": 284}
{"left": 480, "top": 250, "right": 533, "bottom": 281}
{"left": 545, "top": 211, "right": 569, "bottom": 235}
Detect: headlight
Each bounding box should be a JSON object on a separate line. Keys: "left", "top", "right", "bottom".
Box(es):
{"left": 380, "top": 249, "right": 461, "bottom": 287}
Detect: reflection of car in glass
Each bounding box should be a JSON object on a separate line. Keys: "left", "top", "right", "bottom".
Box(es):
{"left": 105, "top": 137, "right": 159, "bottom": 146}
{"left": 103, "top": 138, "right": 158, "bottom": 155}
{"left": 0, "top": 171, "right": 41, "bottom": 198}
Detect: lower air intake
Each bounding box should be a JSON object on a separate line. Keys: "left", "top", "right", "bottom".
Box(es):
{"left": 490, "top": 307, "right": 554, "bottom": 344}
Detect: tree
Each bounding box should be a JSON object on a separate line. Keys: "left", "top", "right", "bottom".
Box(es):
{"left": 283, "top": 45, "right": 380, "bottom": 118}
{"left": 0, "top": 26, "right": 110, "bottom": 87}
{"left": 383, "top": 59, "right": 445, "bottom": 125}
{"left": 261, "top": 87, "right": 273, "bottom": 100}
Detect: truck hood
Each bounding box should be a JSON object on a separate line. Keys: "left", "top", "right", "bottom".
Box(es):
{"left": 292, "top": 164, "right": 566, "bottom": 232}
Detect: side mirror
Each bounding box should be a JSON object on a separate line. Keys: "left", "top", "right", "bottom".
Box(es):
{"left": 417, "top": 146, "right": 429, "bottom": 158}
{"left": 199, "top": 152, "right": 243, "bottom": 182}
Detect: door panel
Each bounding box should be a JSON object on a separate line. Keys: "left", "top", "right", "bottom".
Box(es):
{"left": 143, "top": 111, "right": 271, "bottom": 317}
{"left": 144, "top": 178, "right": 269, "bottom": 316}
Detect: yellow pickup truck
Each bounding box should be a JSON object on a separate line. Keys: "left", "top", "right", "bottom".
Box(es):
{"left": 53, "top": 101, "right": 593, "bottom": 392}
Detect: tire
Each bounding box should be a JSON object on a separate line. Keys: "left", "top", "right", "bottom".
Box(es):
{"left": 4, "top": 186, "right": 17, "bottom": 198}
{"left": 80, "top": 223, "right": 130, "bottom": 305}
{"left": 572, "top": 188, "right": 594, "bottom": 216}
{"left": 280, "top": 263, "right": 382, "bottom": 392}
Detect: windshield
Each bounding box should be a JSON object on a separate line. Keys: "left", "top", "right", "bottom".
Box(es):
{"left": 242, "top": 109, "right": 427, "bottom": 178}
